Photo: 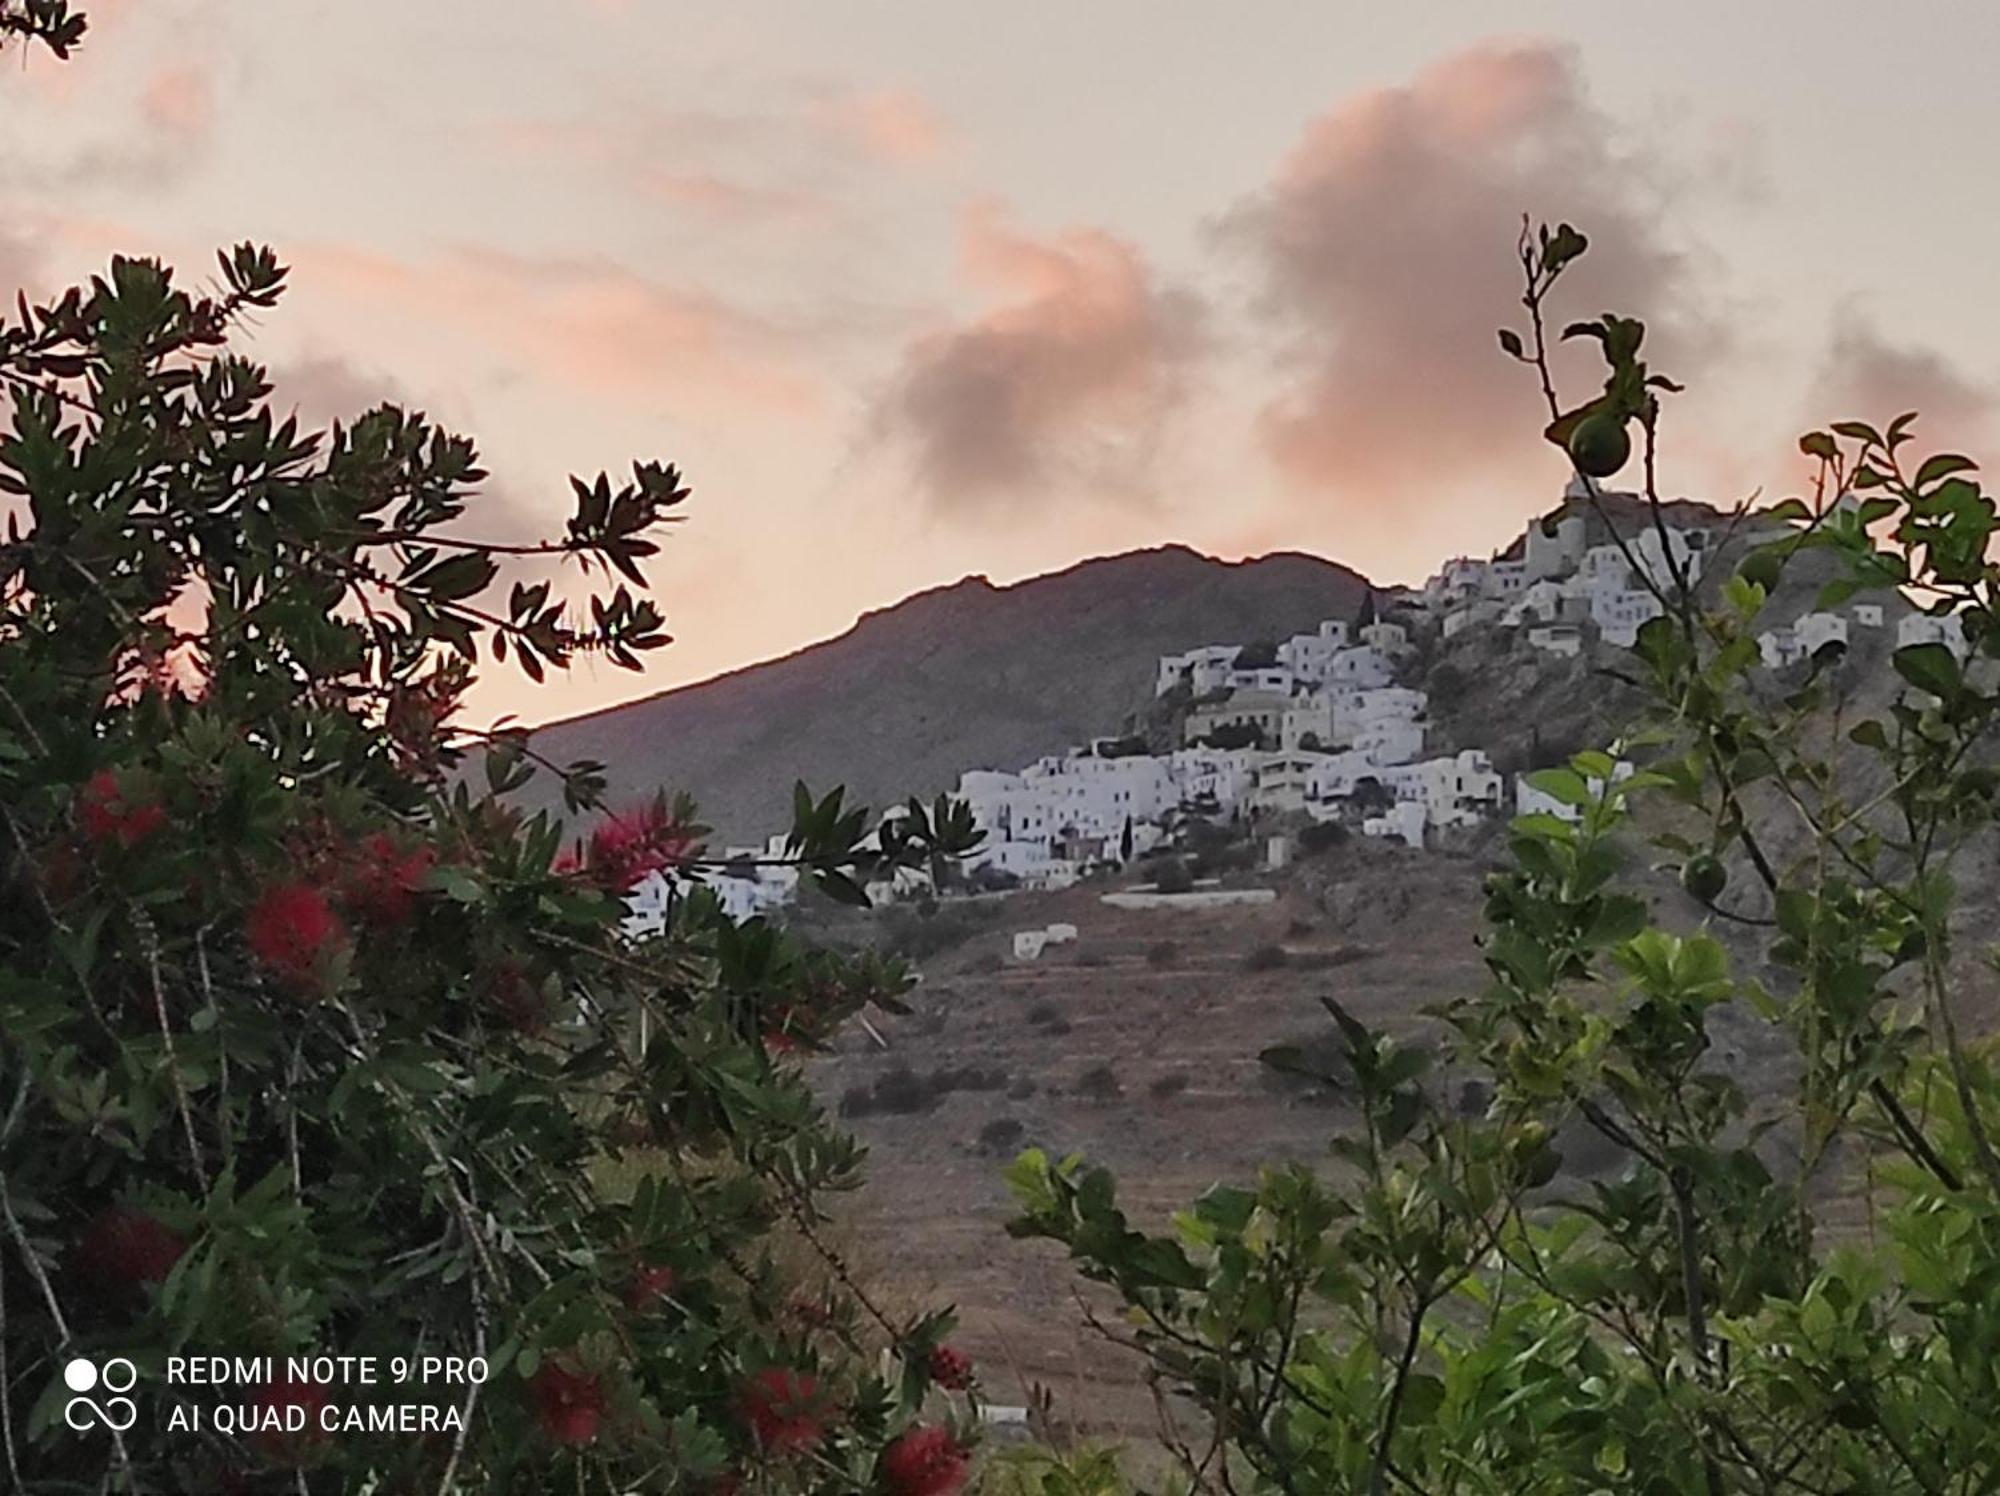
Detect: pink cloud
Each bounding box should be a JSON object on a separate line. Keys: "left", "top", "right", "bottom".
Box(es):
{"left": 642, "top": 169, "right": 826, "bottom": 225}
{"left": 823, "top": 89, "right": 950, "bottom": 165}
{"left": 140, "top": 63, "right": 212, "bottom": 140}
{"left": 298, "top": 243, "right": 821, "bottom": 417}
{"left": 877, "top": 201, "right": 1204, "bottom": 514}
{"left": 1806, "top": 308, "right": 1995, "bottom": 459}
{"left": 1226, "top": 40, "right": 1714, "bottom": 514}
{"left": 268, "top": 353, "right": 414, "bottom": 432}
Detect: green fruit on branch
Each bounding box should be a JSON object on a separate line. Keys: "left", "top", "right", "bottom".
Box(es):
{"left": 1682, "top": 854, "right": 1727, "bottom": 904}
{"left": 1568, "top": 411, "right": 1632, "bottom": 479}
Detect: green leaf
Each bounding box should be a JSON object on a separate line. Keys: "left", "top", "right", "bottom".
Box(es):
{"left": 1526, "top": 768, "right": 1592, "bottom": 808}
{"left": 1892, "top": 642, "right": 1961, "bottom": 700}
{"left": 1914, "top": 453, "right": 1977, "bottom": 489}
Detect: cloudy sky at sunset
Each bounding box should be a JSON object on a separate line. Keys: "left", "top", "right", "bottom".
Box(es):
{"left": 5, "top": 1, "right": 1997, "bottom": 724}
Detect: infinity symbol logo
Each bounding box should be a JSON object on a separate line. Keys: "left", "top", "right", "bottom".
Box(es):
{"left": 62, "top": 1357, "right": 138, "bottom": 1432}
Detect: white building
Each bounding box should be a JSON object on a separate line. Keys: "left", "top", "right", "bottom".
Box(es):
{"left": 1505, "top": 578, "right": 1570, "bottom": 627}
{"left": 1168, "top": 747, "right": 1259, "bottom": 816}
{"left": 1757, "top": 626, "right": 1808, "bottom": 670}
{"left": 1280, "top": 694, "right": 1334, "bottom": 752}
{"left": 1591, "top": 587, "right": 1665, "bottom": 648}
{"left": 1898, "top": 611, "right": 1969, "bottom": 658}
{"left": 1353, "top": 718, "right": 1426, "bottom": 767}
{"left": 1251, "top": 752, "right": 1330, "bottom": 816}
{"left": 1302, "top": 750, "right": 1390, "bottom": 816}
{"left": 1278, "top": 620, "right": 1355, "bottom": 682}
{"left": 1363, "top": 801, "right": 1427, "bottom": 849}
{"left": 1359, "top": 620, "right": 1411, "bottom": 652}
{"left": 1228, "top": 664, "right": 1296, "bottom": 694}
{"left": 624, "top": 833, "right": 801, "bottom": 934}
{"left": 1156, "top": 644, "right": 1240, "bottom": 697}
{"left": 1794, "top": 611, "right": 1850, "bottom": 656}
{"left": 1443, "top": 601, "right": 1503, "bottom": 639}
{"left": 1529, "top": 623, "right": 1583, "bottom": 658}
{"left": 1525, "top": 510, "right": 1588, "bottom": 580}
{"left": 1379, "top": 750, "right": 1504, "bottom": 829}
{"left": 1319, "top": 644, "right": 1397, "bottom": 688}
{"left": 1186, "top": 689, "right": 1290, "bottom": 749}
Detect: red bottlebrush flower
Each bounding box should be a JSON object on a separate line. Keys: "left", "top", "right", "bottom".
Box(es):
{"left": 625, "top": 1262, "right": 677, "bottom": 1313}
{"left": 928, "top": 1345, "right": 974, "bottom": 1391}
{"left": 342, "top": 832, "right": 434, "bottom": 926}
{"left": 245, "top": 882, "right": 347, "bottom": 989}
{"left": 585, "top": 798, "right": 698, "bottom": 894}
{"left": 762, "top": 999, "right": 821, "bottom": 1054}
{"left": 528, "top": 1360, "right": 604, "bottom": 1447}
{"left": 881, "top": 1425, "right": 970, "bottom": 1496}
{"left": 250, "top": 1376, "right": 330, "bottom": 1460}
{"left": 78, "top": 770, "right": 166, "bottom": 848}
{"left": 738, "top": 1367, "right": 828, "bottom": 1454}
{"left": 74, "top": 1206, "right": 186, "bottom": 1286}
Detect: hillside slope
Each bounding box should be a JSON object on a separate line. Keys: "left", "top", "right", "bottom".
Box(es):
{"left": 526, "top": 545, "right": 1370, "bottom": 839}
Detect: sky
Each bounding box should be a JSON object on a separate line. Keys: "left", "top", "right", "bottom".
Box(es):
{"left": 3, "top": 1, "right": 1997, "bottom": 726}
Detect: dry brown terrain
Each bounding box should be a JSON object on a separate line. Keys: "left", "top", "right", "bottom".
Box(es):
{"left": 804, "top": 843, "right": 1502, "bottom": 1437}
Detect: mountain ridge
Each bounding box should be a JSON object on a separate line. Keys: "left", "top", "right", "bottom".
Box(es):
{"left": 525, "top": 543, "right": 1375, "bottom": 840}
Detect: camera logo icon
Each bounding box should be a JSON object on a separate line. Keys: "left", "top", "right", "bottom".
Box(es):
{"left": 62, "top": 1357, "right": 138, "bottom": 1432}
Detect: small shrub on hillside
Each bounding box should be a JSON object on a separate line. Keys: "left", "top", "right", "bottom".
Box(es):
{"left": 1191, "top": 841, "right": 1256, "bottom": 879}
{"left": 1007, "top": 1078, "right": 1038, "bottom": 1101}
{"left": 977, "top": 1118, "right": 1028, "bottom": 1156}
{"left": 1147, "top": 1073, "right": 1190, "bottom": 1101}
{"left": 1074, "top": 950, "right": 1109, "bottom": 968}
{"left": 870, "top": 1064, "right": 939, "bottom": 1115}
{"left": 879, "top": 901, "right": 984, "bottom": 961}
{"left": 1076, "top": 1063, "right": 1123, "bottom": 1102}
{"left": 933, "top": 1065, "right": 1008, "bottom": 1093}
{"left": 840, "top": 1083, "right": 879, "bottom": 1119}
{"left": 1152, "top": 856, "right": 1195, "bottom": 894}
{"left": 1145, "top": 940, "right": 1180, "bottom": 968}
{"left": 1289, "top": 945, "right": 1380, "bottom": 972}
{"left": 1025, "top": 1001, "right": 1072, "bottom": 1035}
{"left": 1244, "top": 943, "right": 1290, "bottom": 972}
{"left": 962, "top": 951, "right": 1005, "bottom": 975}
{"left": 1297, "top": 820, "right": 1349, "bottom": 855}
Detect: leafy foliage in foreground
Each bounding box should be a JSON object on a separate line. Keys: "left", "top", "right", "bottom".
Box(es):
{"left": 1010, "top": 226, "right": 2000, "bottom": 1492}
{"left": 0, "top": 244, "right": 983, "bottom": 1490}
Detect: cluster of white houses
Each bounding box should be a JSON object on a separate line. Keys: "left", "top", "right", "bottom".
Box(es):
{"left": 1756, "top": 605, "right": 1965, "bottom": 669}
{"left": 1416, "top": 483, "right": 1713, "bottom": 655}
{"left": 624, "top": 492, "right": 1968, "bottom": 919}
{"left": 957, "top": 604, "right": 1503, "bottom": 886}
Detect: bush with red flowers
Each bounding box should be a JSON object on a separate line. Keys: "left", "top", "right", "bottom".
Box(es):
{"left": 77, "top": 769, "right": 166, "bottom": 848}
{"left": 880, "top": 1424, "right": 971, "bottom": 1496}
{"left": 243, "top": 881, "right": 349, "bottom": 990}
{"left": 72, "top": 1205, "right": 187, "bottom": 1287}
{"left": 738, "top": 1365, "right": 831, "bottom": 1455}
{"left": 527, "top": 1360, "right": 606, "bottom": 1448}
{"left": 927, "top": 1345, "right": 974, "bottom": 1392}
{"left": 0, "top": 157, "right": 982, "bottom": 1492}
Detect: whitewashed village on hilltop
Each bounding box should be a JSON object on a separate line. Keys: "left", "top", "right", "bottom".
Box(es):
{"left": 627, "top": 484, "right": 1969, "bottom": 933}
